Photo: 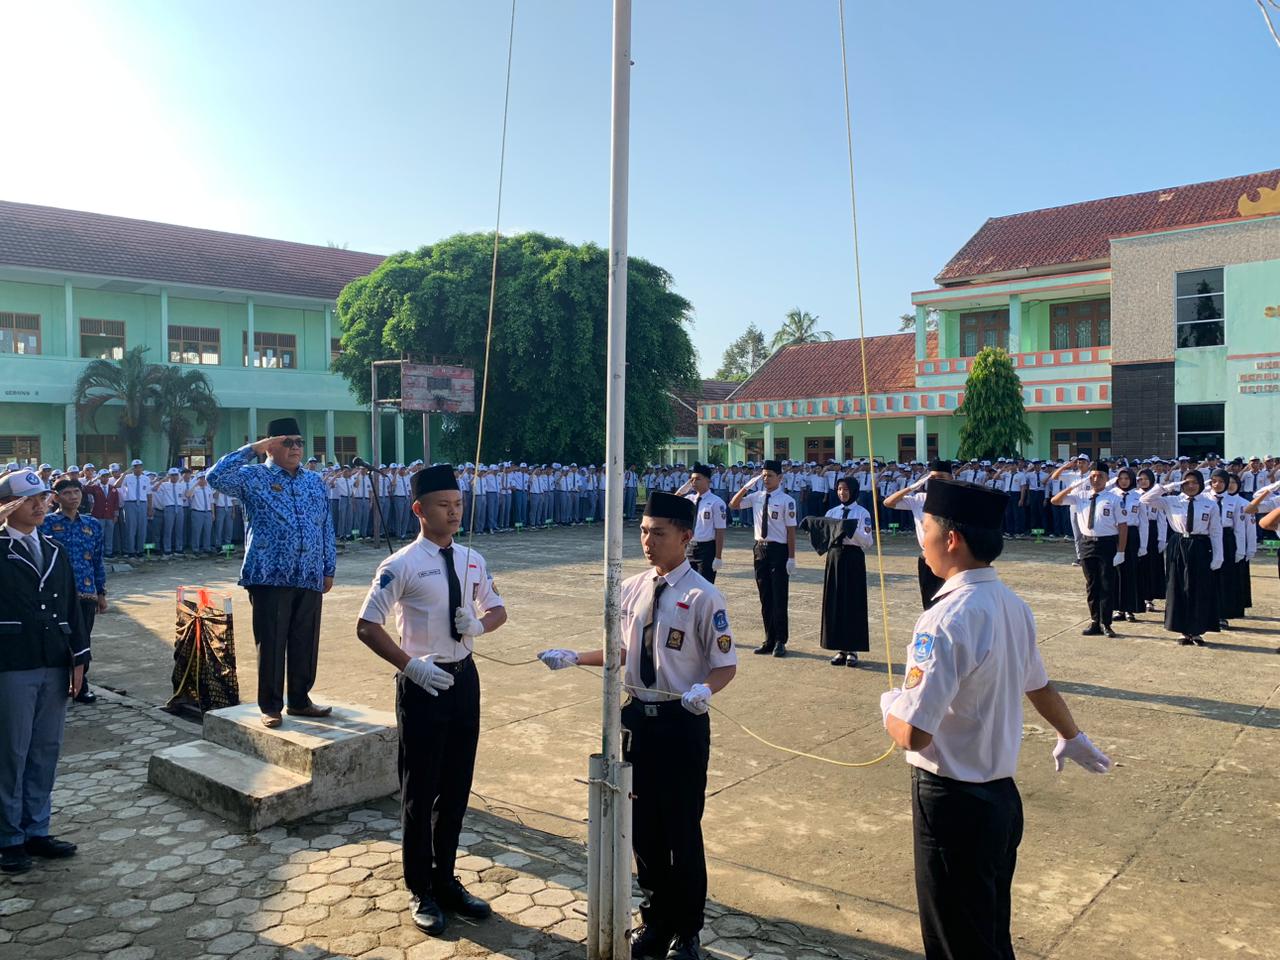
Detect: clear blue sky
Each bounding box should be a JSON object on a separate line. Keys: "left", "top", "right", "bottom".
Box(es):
{"left": 3, "top": 1, "right": 1277, "bottom": 375}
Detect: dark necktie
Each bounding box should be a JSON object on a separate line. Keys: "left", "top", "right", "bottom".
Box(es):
{"left": 841, "top": 505, "right": 850, "bottom": 520}
{"left": 640, "top": 577, "right": 667, "bottom": 688}
{"left": 1186, "top": 495, "right": 1196, "bottom": 534}
{"left": 1087, "top": 493, "right": 1098, "bottom": 529}
{"left": 694, "top": 493, "right": 703, "bottom": 517}
{"left": 760, "top": 492, "right": 771, "bottom": 540}
{"left": 441, "top": 546, "right": 463, "bottom": 642}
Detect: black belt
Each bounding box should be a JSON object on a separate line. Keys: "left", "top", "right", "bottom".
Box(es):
{"left": 623, "top": 697, "right": 684, "bottom": 718}
{"left": 437, "top": 654, "right": 473, "bottom": 675}
{"left": 1080, "top": 534, "right": 1118, "bottom": 542}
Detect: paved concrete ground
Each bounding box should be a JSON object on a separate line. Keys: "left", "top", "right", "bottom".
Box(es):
{"left": 10, "top": 525, "right": 1280, "bottom": 959}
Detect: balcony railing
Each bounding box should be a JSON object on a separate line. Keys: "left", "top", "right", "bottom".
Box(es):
{"left": 917, "top": 346, "right": 1111, "bottom": 377}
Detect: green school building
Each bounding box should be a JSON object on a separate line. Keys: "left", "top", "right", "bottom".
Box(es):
{"left": 697, "top": 168, "right": 1280, "bottom": 464}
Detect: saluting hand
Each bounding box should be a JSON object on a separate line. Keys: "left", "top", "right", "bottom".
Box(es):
{"left": 1052, "top": 732, "right": 1112, "bottom": 774}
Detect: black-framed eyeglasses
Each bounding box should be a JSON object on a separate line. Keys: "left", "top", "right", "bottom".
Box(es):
{"left": 280, "top": 438, "right": 304, "bottom": 449}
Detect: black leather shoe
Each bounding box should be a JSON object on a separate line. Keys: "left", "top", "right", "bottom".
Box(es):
{"left": 410, "top": 895, "right": 447, "bottom": 935}
{"left": 435, "top": 877, "right": 492, "bottom": 919}
{"left": 1103, "top": 626, "right": 1117, "bottom": 638}
{"left": 74, "top": 687, "right": 98, "bottom": 704}
{"left": 845, "top": 653, "right": 859, "bottom": 668}
{"left": 751, "top": 644, "right": 774, "bottom": 655}
{"left": 666, "top": 934, "right": 703, "bottom": 960}
{"left": 1081, "top": 623, "right": 1103, "bottom": 636}
{"left": 24, "top": 835, "right": 76, "bottom": 858}
{"left": 1191, "top": 635, "right": 1207, "bottom": 647}
{"left": 829, "top": 652, "right": 847, "bottom": 666}
{"left": 629, "top": 923, "right": 673, "bottom": 958}
{"left": 1, "top": 845, "right": 32, "bottom": 873}
{"left": 1179, "top": 636, "right": 1195, "bottom": 646}
{"left": 772, "top": 644, "right": 787, "bottom": 658}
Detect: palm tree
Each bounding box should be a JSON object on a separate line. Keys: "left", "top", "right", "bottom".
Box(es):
{"left": 770, "top": 308, "right": 832, "bottom": 351}
{"left": 74, "top": 345, "right": 164, "bottom": 461}
{"left": 152, "top": 366, "right": 221, "bottom": 467}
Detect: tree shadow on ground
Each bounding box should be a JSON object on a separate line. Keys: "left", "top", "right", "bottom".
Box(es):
{"left": 1054, "top": 680, "right": 1280, "bottom": 728}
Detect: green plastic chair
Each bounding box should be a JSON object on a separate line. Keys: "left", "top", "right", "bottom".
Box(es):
{"left": 144, "top": 542, "right": 156, "bottom": 559}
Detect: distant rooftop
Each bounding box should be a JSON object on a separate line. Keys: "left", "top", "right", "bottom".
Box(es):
{"left": 726, "top": 332, "right": 937, "bottom": 403}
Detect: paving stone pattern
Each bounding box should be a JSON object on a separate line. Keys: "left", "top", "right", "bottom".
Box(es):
{"left": 0, "top": 699, "right": 853, "bottom": 960}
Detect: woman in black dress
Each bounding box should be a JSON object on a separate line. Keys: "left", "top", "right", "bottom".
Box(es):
{"left": 802, "top": 476, "right": 873, "bottom": 667}
{"left": 1135, "top": 468, "right": 1167, "bottom": 613}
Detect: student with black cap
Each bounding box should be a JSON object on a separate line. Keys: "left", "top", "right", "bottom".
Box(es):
{"left": 207, "top": 417, "right": 337, "bottom": 727}
{"left": 675, "top": 464, "right": 727, "bottom": 583}
{"left": 1049, "top": 459, "right": 1127, "bottom": 637}
{"left": 880, "top": 478, "right": 1112, "bottom": 960}
{"left": 884, "top": 459, "right": 954, "bottom": 609}
{"left": 1140, "top": 469, "right": 1223, "bottom": 646}
{"left": 356, "top": 464, "right": 507, "bottom": 937}
{"left": 729, "top": 459, "right": 797, "bottom": 657}
{"left": 537, "top": 491, "right": 737, "bottom": 960}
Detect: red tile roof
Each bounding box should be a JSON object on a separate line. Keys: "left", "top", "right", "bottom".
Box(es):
{"left": 728, "top": 332, "right": 936, "bottom": 402}
{"left": 935, "top": 168, "right": 1280, "bottom": 284}
{"left": 0, "top": 200, "right": 386, "bottom": 300}
{"left": 670, "top": 380, "right": 737, "bottom": 436}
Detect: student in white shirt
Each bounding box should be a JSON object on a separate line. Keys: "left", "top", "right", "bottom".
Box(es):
{"left": 1049, "top": 459, "right": 1128, "bottom": 637}
{"left": 729, "top": 459, "right": 796, "bottom": 658}
{"left": 1140, "top": 470, "right": 1223, "bottom": 646}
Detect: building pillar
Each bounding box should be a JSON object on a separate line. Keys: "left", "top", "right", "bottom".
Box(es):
{"left": 763, "top": 422, "right": 775, "bottom": 461}
{"left": 833, "top": 417, "right": 845, "bottom": 461}
{"left": 326, "top": 409, "right": 336, "bottom": 465}
{"left": 246, "top": 298, "right": 255, "bottom": 367}
{"left": 395, "top": 411, "right": 405, "bottom": 465}
{"left": 64, "top": 404, "right": 77, "bottom": 466}
{"left": 248, "top": 407, "right": 258, "bottom": 442}
{"left": 697, "top": 423, "right": 708, "bottom": 462}
{"left": 915, "top": 414, "right": 927, "bottom": 462}
{"left": 324, "top": 305, "right": 333, "bottom": 369}
{"left": 1007, "top": 293, "right": 1021, "bottom": 355}
{"left": 64, "top": 281, "right": 75, "bottom": 358}
{"left": 160, "top": 288, "right": 169, "bottom": 351}
{"left": 914, "top": 305, "right": 927, "bottom": 361}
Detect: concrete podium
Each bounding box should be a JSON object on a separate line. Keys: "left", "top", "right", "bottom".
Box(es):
{"left": 149, "top": 703, "right": 399, "bottom": 831}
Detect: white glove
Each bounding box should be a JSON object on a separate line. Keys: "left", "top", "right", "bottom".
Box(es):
{"left": 401, "top": 655, "right": 455, "bottom": 696}
{"left": 712, "top": 558, "right": 723, "bottom": 571}
{"left": 1137, "top": 546, "right": 1147, "bottom": 558}
{"left": 681, "top": 683, "right": 712, "bottom": 716}
{"left": 1235, "top": 552, "right": 1245, "bottom": 564}
{"left": 1210, "top": 559, "right": 1222, "bottom": 571}
{"left": 454, "top": 606, "right": 485, "bottom": 638}
{"left": 1111, "top": 553, "right": 1124, "bottom": 568}
{"left": 537, "top": 649, "right": 579, "bottom": 670}
{"left": 1052, "top": 732, "right": 1113, "bottom": 774}
{"left": 879, "top": 687, "right": 903, "bottom": 728}
{"left": 785, "top": 558, "right": 797, "bottom": 575}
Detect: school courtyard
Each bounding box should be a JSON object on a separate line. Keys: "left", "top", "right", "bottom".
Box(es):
{"left": 3, "top": 526, "right": 1279, "bottom": 960}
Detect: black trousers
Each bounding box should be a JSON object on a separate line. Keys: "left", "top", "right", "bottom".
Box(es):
{"left": 247, "top": 585, "right": 323, "bottom": 715}
{"left": 623, "top": 700, "right": 710, "bottom": 938}
{"left": 913, "top": 768, "right": 1023, "bottom": 960}
{"left": 918, "top": 555, "right": 945, "bottom": 611}
{"left": 1079, "top": 535, "right": 1118, "bottom": 627}
{"left": 76, "top": 598, "right": 97, "bottom": 693}
{"left": 686, "top": 540, "right": 717, "bottom": 584}
{"left": 397, "top": 659, "right": 480, "bottom": 898}
{"left": 752, "top": 540, "right": 790, "bottom": 649}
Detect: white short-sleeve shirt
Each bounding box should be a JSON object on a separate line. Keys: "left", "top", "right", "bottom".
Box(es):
{"left": 889, "top": 567, "right": 1049, "bottom": 783}
{"left": 1063, "top": 485, "right": 1125, "bottom": 537}
{"left": 358, "top": 537, "right": 504, "bottom": 662}
{"left": 686, "top": 491, "right": 727, "bottom": 542}
{"left": 743, "top": 488, "right": 796, "bottom": 543}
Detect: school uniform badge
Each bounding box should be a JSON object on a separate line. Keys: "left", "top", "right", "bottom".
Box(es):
{"left": 713, "top": 609, "right": 729, "bottom": 631}
{"left": 379, "top": 570, "right": 395, "bottom": 590}
{"left": 905, "top": 665, "right": 924, "bottom": 689}
{"left": 912, "top": 632, "right": 935, "bottom": 663}
{"left": 666, "top": 628, "right": 685, "bottom": 650}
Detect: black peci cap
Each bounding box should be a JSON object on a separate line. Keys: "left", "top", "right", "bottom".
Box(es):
{"left": 923, "top": 478, "right": 1007, "bottom": 530}
{"left": 412, "top": 464, "right": 460, "bottom": 499}
{"left": 762, "top": 459, "right": 782, "bottom": 474}
{"left": 267, "top": 417, "right": 301, "bottom": 437}
{"left": 644, "top": 491, "right": 696, "bottom": 526}
{"left": 691, "top": 463, "right": 713, "bottom": 479}
{"left": 928, "top": 459, "right": 953, "bottom": 474}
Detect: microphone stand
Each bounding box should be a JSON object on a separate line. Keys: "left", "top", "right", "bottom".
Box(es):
{"left": 356, "top": 461, "right": 399, "bottom": 557}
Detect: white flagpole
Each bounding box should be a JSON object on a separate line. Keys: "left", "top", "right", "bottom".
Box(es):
{"left": 591, "top": 1, "right": 633, "bottom": 957}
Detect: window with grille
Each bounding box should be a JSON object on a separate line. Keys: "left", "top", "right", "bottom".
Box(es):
{"left": 959, "top": 309, "right": 1009, "bottom": 357}
{"left": 313, "top": 436, "right": 358, "bottom": 465}
{"left": 77, "top": 434, "right": 126, "bottom": 466}
{"left": 1050, "top": 299, "right": 1111, "bottom": 350}
{"left": 1175, "top": 268, "right": 1225, "bottom": 348}
{"left": 0, "top": 312, "right": 41, "bottom": 355}
{"left": 80, "top": 317, "right": 126, "bottom": 360}
{"left": 168, "top": 325, "right": 221, "bottom": 365}
{"left": 0, "top": 436, "right": 41, "bottom": 463}
{"left": 897, "top": 434, "right": 939, "bottom": 462}
{"left": 243, "top": 331, "right": 296, "bottom": 369}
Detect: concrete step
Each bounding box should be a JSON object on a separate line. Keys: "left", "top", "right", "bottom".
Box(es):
{"left": 202, "top": 703, "right": 399, "bottom": 796}
{"left": 148, "top": 740, "right": 310, "bottom": 832}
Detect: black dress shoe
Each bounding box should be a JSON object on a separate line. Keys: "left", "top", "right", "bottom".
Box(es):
{"left": 1, "top": 845, "right": 32, "bottom": 873}
{"left": 845, "top": 653, "right": 859, "bottom": 668}
{"left": 409, "top": 894, "right": 447, "bottom": 936}
{"left": 24, "top": 835, "right": 76, "bottom": 858}
{"left": 435, "top": 877, "right": 492, "bottom": 919}
{"left": 1103, "top": 626, "right": 1117, "bottom": 638}
{"left": 1081, "top": 623, "right": 1103, "bottom": 636}
{"left": 1180, "top": 636, "right": 1195, "bottom": 646}
{"left": 74, "top": 687, "right": 98, "bottom": 704}
{"left": 666, "top": 934, "right": 703, "bottom": 960}
{"left": 751, "top": 644, "right": 774, "bottom": 655}
{"left": 829, "top": 652, "right": 847, "bottom": 666}
{"left": 1192, "top": 635, "right": 1207, "bottom": 647}
{"left": 629, "top": 923, "right": 674, "bottom": 958}
{"left": 772, "top": 644, "right": 787, "bottom": 658}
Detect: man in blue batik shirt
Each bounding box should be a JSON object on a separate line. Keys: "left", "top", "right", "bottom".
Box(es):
{"left": 208, "top": 417, "right": 336, "bottom": 727}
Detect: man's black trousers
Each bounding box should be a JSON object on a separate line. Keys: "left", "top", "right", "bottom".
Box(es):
{"left": 1079, "top": 535, "right": 1118, "bottom": 628}
{"left": 247, "top": 586, "right": 322, "bottom": 715}
{"left": 396, "top": 659, "right": 480, "bottom": 898}
{"left": 686, "top": 540, "right": 717, "bottom": 584}
{"left": 623, "top": 699, "right": 710, "bottom": 939}
{"left": 752, "top": 540, "right": 790, "bottom": 650}
{"left": 912, "top": 767, "right": 1023, "bottom": 960}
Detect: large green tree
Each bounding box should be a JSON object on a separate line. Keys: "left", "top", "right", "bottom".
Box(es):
{"left": 770, "top": 308, "right": 832, "bottom": 351}
{"left": 715, "top": 323, "right": 768, "bottom": 381}
{"left": 333, "top": 232, "right": 698, "bottom": 464}
{"left": 954, "top": 347, "right": 1033, "bottom": 461}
